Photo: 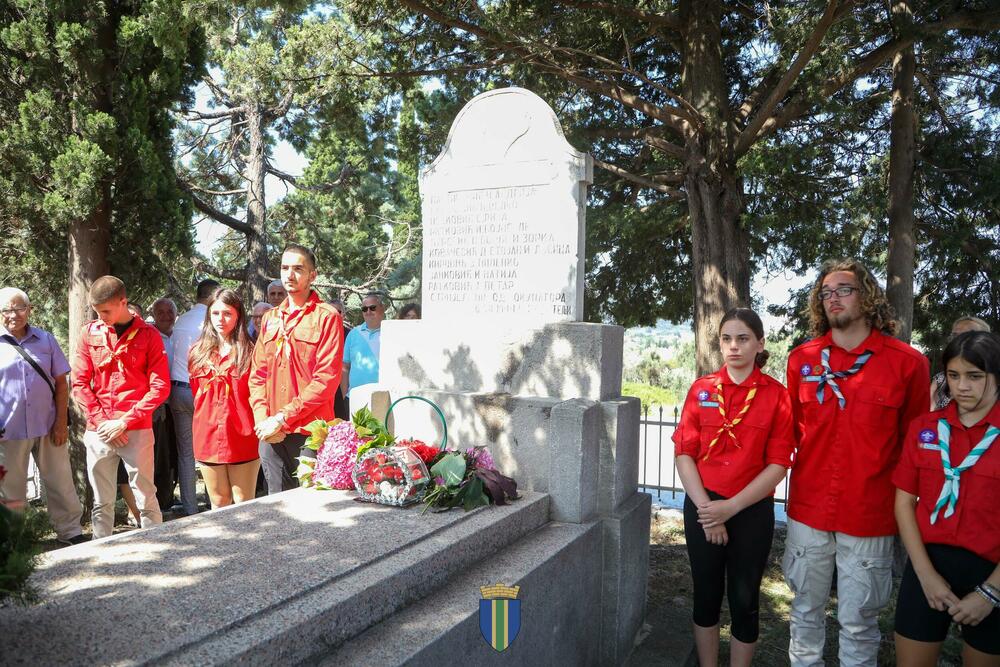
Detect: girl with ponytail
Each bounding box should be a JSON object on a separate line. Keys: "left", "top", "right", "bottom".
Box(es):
{"left": 672, "top": 308, "right": 794, "bottom": 666}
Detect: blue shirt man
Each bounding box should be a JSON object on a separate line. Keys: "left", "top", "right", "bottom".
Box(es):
{"left": 341, "top": 293, "right": 385, "bottom": 397}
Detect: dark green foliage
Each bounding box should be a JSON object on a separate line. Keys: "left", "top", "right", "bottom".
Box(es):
{"left": 0, "top": 506, "right": 50, "bottom": 605}
{"left": 0, "top": 1, "right": 203, "bottom": 340}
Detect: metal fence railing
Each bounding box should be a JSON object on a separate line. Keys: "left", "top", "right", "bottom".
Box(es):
{"left": 638, "top": 405, "right": 790, "bottom": 508}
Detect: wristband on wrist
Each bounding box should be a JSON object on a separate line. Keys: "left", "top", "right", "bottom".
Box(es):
{"left": 975, "top": 584, "right": 1000, "bottom": 608}
{"left": 982, "top": 581, "right": 1000, "bottom": 597}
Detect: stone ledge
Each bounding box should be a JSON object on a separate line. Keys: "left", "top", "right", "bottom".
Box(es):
{"left": 316, "top": 520, "right": 603, "bottom": 666}
{"left": 0, "top": 488, "right": 549, "bottom": 666}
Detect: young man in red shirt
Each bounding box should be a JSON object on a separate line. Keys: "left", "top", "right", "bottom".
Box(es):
{"left": 72, "top": 276, "right": 171, "bottom": 538}
{"left": 250, "top": 244, "right": 344, "bottom": 494}
{"left": 783, "top": 259, "right": 930, "bottom": 666}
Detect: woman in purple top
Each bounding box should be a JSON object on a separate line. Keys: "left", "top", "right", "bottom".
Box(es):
{"left": 0, "top": 287, "right": 85, "bottom": 545}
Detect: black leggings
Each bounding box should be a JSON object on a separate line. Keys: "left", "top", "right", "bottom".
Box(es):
{"left": 684, "top": 490, "right": 774, "bottom": 643}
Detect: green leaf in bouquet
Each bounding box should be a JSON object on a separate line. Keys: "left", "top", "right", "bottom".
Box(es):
{"left": 304, "top": 419, "right": 332, "bottom": 451}
{"left": 430, "top": 453, "right": 466, "bottom": 487}
{"left": 462, "top": 476, "right": 489, "bottom": 511}
{"left": 296, "top": 457, "right": 317, "bottom": 487}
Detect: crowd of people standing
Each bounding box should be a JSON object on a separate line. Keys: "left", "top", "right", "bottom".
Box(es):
{"left": 0, "top": 243, "right": 421, "bottom": 539}
{"left": 2, "top": 251, "right": 998, "bottom": 666}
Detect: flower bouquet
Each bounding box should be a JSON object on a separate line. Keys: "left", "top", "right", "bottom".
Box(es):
{"left": 298, "top": 407, "right": 394, "bottom": 490}
{"left": 420, "top": 445, "right": 519, "bottom": 513}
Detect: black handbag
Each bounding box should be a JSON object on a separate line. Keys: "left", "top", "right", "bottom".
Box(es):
{"left": 1, "top": 334, "right": 73, "bottom": 429}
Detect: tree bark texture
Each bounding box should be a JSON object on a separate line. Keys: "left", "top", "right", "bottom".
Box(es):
{"left": 886, "top": 0, "right": 917, "bottom": 342}
{"left": 245, "top": 104, "right": 270, "bottom": 305}
{"left": 681, "top": 0, "right": 751, "bottom": 374}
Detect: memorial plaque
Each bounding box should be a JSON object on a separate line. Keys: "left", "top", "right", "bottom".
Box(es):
{"left": 420, "top": 87, "right": 593, "bottom": 324}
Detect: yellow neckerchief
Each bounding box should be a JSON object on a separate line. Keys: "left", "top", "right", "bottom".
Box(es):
{"left": 96, "top": 323, "right": 141, "bottom": 373}
{"left": 196, "top": 350, "right": 233, "bottom": 398}
{"left": 701, "top": 371, "right": 759, "bottom": 462}
{"left": 274, "top": 296, "right": 315, "bottom": 358}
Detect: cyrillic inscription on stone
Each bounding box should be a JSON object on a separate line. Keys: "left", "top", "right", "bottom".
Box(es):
{"left": 420, "top": 87, "right": 593, "bottom": 324}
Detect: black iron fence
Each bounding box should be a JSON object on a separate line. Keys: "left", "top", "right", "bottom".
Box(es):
{"left": 637, "top": 405, "right": 790, "bottom": 506}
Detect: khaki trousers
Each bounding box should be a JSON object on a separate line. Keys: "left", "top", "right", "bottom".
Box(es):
{"left": 84, "top": 429, "right": 162, "bottom": 539}
{"left": 0, "top": 436, "right": 84, "bottom": 540}
{"left": 783, "top": 517, "right": 895, "bottom": 667}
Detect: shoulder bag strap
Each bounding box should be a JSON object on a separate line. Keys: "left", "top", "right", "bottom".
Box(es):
{"left": 0, "top": 334, "right": 56, "bottom": 398}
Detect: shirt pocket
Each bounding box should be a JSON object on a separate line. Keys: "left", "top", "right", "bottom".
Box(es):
{"left": 914, "top": 451, "right": 944, "bottom": 504}
{"left": 292, "top": 324, "right": 320, "bottom": 366}
{"left": 87, "top": 342, "right": 112, "bottom": 370}
{"left": 963, "top": 454, "right": 1000, "bottom": 524}
{"left": 852, "top": 383, "right": 904, "bottom": 427}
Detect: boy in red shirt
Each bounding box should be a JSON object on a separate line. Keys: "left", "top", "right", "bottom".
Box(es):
{"left": 72, "top": 276, "right": 170, "bottom": 538}
{"left": 250, "top": 244, "right": 343, "bottom": 493}
{"left": 784, "top": 259, "right": 929, "bottom": 666}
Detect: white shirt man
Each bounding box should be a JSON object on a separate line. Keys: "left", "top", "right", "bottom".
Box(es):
{"left": 167, "top": 280, "right": 218, "bottom": 515}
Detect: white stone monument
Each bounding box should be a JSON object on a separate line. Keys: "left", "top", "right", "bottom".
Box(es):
{"left": 420, "top": 87, "right": 592, "bottom": 323}
{"left": 0, "top": 88, "right": 649, "bottom": 667}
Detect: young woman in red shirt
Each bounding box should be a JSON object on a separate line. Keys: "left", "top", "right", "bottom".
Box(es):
{"left": 188, "top": 288, "right": 260, "bottom": 508}
{"left": 893, "top": 331, "right": 1000, "bottom": 665}
{"left": 673, "top": 308, "right": 795, "bottom": 667}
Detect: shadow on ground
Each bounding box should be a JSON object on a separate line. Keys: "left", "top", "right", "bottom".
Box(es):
{"left": 627, "top": 510, "right": 965, "bottom": 667}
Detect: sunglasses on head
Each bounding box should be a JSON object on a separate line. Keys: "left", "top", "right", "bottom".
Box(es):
{"left": 361, "top": 305, "right": 380, "bottom": 313}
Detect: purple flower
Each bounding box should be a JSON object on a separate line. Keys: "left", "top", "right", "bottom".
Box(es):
{"left": 466, "top": 446, "right": 496, "bottom": 471}
{"left": 434, "top": 476, "right": 445, "bottom": 486}
{"left": 314, "top": 422, "right": 369, "bottom": 489}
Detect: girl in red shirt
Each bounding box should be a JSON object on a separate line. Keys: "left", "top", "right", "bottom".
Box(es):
{"left": 188, "top": 289, "right": 260, "bottom": 508}
{"left": 673, "top": 308, "right": 794, "bottom": 667}
{"left": 893, "top": 331, "right": 1000, "bottom": 663}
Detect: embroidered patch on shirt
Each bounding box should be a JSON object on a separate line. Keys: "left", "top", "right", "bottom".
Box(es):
{"left": 697, "top": 390, "right": 710, "bottom": 401}
{"left": 800, "top": 364, "right": 812, "bottom": 376}
{"left": 920, "top": 443, "right": 942, "bottom": 451}
{"left": 918, "top": 429, "right": 937, "bottom": 444}
{"left": 699, "top": 401, "right": 720, "bottom": 408}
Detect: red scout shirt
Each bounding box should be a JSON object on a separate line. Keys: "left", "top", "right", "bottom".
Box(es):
{"left": 673, "top": 366, "right": 795, "bottom": 498}
{"left": 249, "top": 290, "right": 343, "bottom": 435}
{"left": 786, "top": 328, "right": 929, "bottom": 537}
{"left": 72, "top": 318, "right": 170, "bottom": 431}
{"left": 893, "top": 401, "right": 1000, "bottom": 563}
{"left": 189, "top": 351, "right": 258, "bottom": 464}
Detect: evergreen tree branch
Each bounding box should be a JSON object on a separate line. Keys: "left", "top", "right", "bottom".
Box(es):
{"left": 593, "top": 158, "right": 686, "bottom": 199}
{"left": 264, "top": 161, "right": 354, "bottom": 191}
{"left": 915, "top": 70, "right": 953, "bottom": 130}
{"left": 746, "top": 7, "right": 1000, "bottom": 149}
{"left": 313, "top": 219, "right": 413, "bottom": 295}
{"left": 558, "top": 1, "right": 683, "bottom": 30}
{"left": 179, "top": 181, "right": 253, "bottom": 235}
{"left": 736, "top": 0, "right": 845, "bottom": 156}
{"left": 191, "top": 256, "right": 245, "bottom": 282}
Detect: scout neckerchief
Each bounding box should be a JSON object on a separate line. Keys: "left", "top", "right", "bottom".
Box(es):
{"left": 701, "top": 376, "right": 758, "bottom": 462}
{"left": 930, "top": 417, "right": 1000, "bottom": 524}
{"left": 96, "top": 322, "right": 141, "bottom": 373}
{"left": 813, "top": 346, "right": 873, "bottom": 409}
{"left": 196, "top": 350, "right": 233, "bottom": 398}
{"left": 274, "top": 297, "right": 315, "bottom": 358}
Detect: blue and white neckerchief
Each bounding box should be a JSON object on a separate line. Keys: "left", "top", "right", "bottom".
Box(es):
{"left": 815, "top": 346, "right": 873, "bottom": 409}
{"left": 930, "top": 418, "right": 1000, "bottom": 524}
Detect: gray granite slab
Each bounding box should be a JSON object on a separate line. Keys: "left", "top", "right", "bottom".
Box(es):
{"left": 0, "top": 488, "right": 549, "bottom": 666}
{"left": 317, "top": 520, "right": 603, "bottom": 666}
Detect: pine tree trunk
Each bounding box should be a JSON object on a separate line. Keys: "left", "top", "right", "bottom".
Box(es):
{"left": 886, "top": 1, "right": 917, "bottom": 343}
{"left": 245, "top": 104, "right": 269, "bottom": 305}
{"left": 681, "top": 0, "right": 751, "bottom": 374}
